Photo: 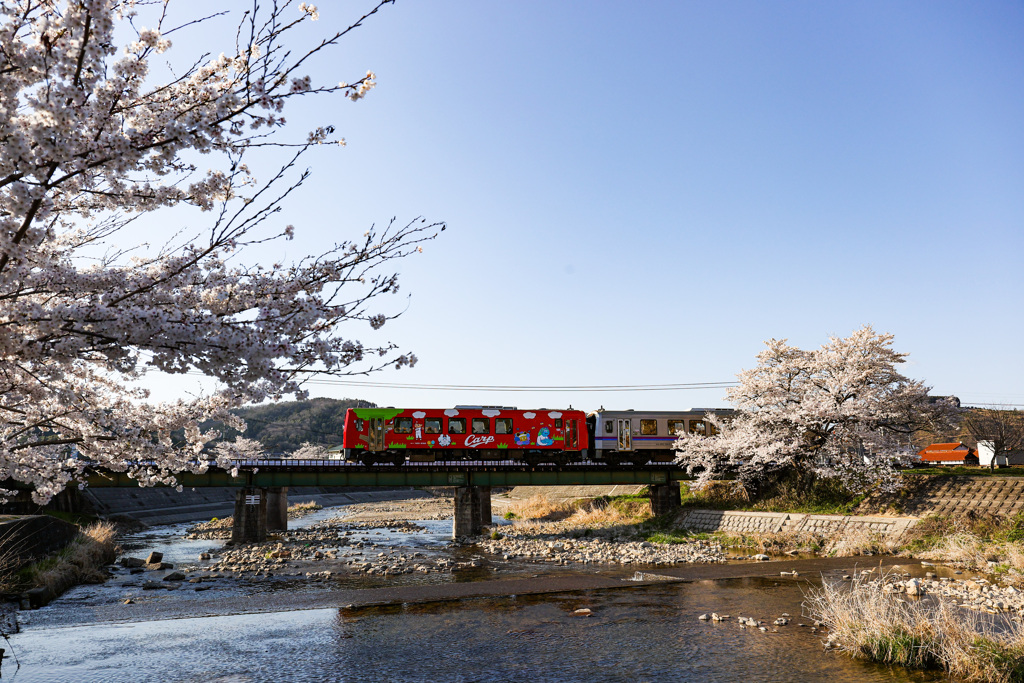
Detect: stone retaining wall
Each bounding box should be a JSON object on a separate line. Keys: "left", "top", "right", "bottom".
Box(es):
{"left": 861, "top": 476, "right": 1024, "bottom": 518}
{"left": 680, "top": 509, "right": 916, "bottom": 538}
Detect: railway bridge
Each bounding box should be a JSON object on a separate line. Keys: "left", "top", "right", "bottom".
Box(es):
{"left": 84, "top": 459, "right": 690, "bottom": 542}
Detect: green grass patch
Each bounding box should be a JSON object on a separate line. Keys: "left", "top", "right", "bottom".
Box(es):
{"left": 971, "top": 638, "right": 1024, "bottom": 681}
{"left": 860, "top": 629, "right": 938, "bottom": 669}
{"left": 645, "top": 531, "right": 699, "bottom": 544}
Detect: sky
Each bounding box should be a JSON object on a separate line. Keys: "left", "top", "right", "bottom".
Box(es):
{"left": 147, "top": 0, "right": 1024, "bottom": 412}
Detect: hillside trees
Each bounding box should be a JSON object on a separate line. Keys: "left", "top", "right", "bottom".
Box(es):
{"left": 674, "top": 326, "right": 960, "bottom": 495}
{"left": 0, "top": 0, "right": 441, "bottom": 501}
{"left": 211, "top": 397, "right": 373, "bottom": 452}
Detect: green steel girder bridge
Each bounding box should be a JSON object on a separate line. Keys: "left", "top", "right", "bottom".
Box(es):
{"left": 82, "top": 459, "right": 691, "bottom": 541}
{"left": 84, "top": 460, "right": 691, "bottom": 489}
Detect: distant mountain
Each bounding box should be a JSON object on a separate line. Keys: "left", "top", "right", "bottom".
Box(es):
{"left": 210, "top": 397, "right": 376, "bottom": 453}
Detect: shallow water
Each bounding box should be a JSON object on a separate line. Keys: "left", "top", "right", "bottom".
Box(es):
{"left": 6, "top": 579, "right": 944, "bottom": 683}
{"left": 4, "top": 505, "right": 953, "bottom": 682}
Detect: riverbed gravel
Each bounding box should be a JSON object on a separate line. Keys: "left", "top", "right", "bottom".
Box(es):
{"left": 123, "top": 495, "right": 726, "bottom": 586}
{"left": 478, "top": 526, "right": 725, "bottom": 565}
{"left": 865, "top": 570, "right": 1024, "bottom": 617}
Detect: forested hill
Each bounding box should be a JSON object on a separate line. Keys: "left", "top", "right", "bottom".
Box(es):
{"left": 211, "top": 397, "right": 376, "bottom": 453}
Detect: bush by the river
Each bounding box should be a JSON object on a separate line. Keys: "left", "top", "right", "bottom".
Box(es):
{"left": 806, "top": 570, "right": 1024, "bottom": 682}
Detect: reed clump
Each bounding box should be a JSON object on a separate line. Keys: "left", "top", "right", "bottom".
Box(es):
{"left": 26, "top": 521, "right": 119, "bottom": 597}
{"left": 805, "top": 570, "right": 1024, "bottom": 682}
{"left": 899, "top": 511, "right": 1024, "bottom": 583}
{"left": 288, "top": 500, "right": 323, "bottom": 516}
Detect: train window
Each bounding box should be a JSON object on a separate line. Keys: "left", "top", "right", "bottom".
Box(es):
{"left": 554, "top": 419, "right": 563, "bottom": 428}
{"left": 448, "top": 418, "right": 466, "bottom": 434}
{"left": 471, "top": 417, "right": 490, "bottom": 434}
{"left": 495, "top": 418, "right": 513, "bottom": 434}
{"left": 604, "top": 421, "right": 614, "bottom": 434}
{"left": 425, "top": 418, "right": 442, "bottom": 434}
{"left": 689, "top": 420, "right": 707, "bottom": 436}
{"left": 354, "top": 419, "right": 364, "bottom": 431}
{"left": 667, "top": 420, "right": 685, "bottom": 435}
{"left": 707, "top": 421, "right": 719, "bottom": 436}
{"left": 640, "top": 419, "right": 657, "bottom": 435}
{"left": 394, "top": 417, "right": 413, "bottom": 434}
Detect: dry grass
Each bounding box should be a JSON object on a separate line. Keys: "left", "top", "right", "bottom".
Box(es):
{"left": 698, "top": 526, "right": 893, "bottom": 558}
{"left": 897, "top": 512, "right": 1024, "bottom": 581}
{"left": 566, "top": 497, "right": 651, "bottom": 527}
{"left": 287, "top": 500, "right": 322, "bottom": 517}
{"left": 507, "top": 494, "right": 577, "bottom": 523}
{"left": 0, "top": 544, "right": 22, "bottom": 594}
{"left": 506, "top": 494, "right": 652, "bottom": 530}
{"left": 289, "top": 500, "right": 321, "bottom": 512}
{"left": 917, "top": 532, "right": 990, "bottom": 569}
{"left": 805, "top": 570, "right": 1024, "bottom": 682}
{"left": 29, "top": 521, "right": 119, "bottom": 596}
{"left": 824, "top": 527, "right": 899, "bottom": 557}
{"left": 687, "top": 480, "right": 750, "bottom": 507}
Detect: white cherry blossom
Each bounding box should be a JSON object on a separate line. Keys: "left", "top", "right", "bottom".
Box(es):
{"left": 675, "top": 326, "right": 960, "bottom": 495}
{"left": 0, "top": 0, "right": 438, "bottom": 502}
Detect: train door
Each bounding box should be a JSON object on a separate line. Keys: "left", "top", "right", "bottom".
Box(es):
{"left": 566, "top": 419, "right": 578, "bottom": 450}
{"left": 617, "top": 418, "right": 632, "bottom": 451}
{"left": 368, "top": 417, "right": 386, "bottom": 451}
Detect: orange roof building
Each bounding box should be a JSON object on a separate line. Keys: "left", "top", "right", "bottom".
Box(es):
{"left": 919, "top": 442, "right": 979, "bottom": 465}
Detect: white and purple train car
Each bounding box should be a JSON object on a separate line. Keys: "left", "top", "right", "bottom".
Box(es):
{"left": 585, "top": 409, "right": 734, "bottom": 465}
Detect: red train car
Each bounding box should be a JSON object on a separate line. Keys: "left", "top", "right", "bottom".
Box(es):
{"left": 342, "top": 406, "right": 588, "bottom": 466}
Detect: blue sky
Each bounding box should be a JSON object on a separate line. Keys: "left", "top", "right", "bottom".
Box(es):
{"left": 153, "top": 1, "right": 1024, "bottom": 411}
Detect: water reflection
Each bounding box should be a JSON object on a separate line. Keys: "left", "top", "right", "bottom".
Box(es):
{"left": 9, "top": 580, "right": 946, "bottom": 683}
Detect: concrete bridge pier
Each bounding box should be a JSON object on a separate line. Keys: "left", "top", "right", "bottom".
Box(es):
{"left": 479, "top": 486, "right": 492, "bottom": 526}
{"left": 266, "top": 487, "right": 289, "bottom": 532}
{"left": 231, "top": 487, "right": 267, "bottom": 544}
{"left": 650, "top": 482, "right": 681, "bottom": 517}
{"left": 453, "top": 486, "right": 493, "bottom": 538}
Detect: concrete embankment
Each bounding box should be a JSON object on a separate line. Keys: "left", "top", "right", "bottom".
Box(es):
{"left": 860, "top": 474, "right": 1024, "bottom": 517}
{"left": 84, "top": 487, "right": 430, "bottom": 525}
{"left": 679, "top": 509, "right": 918, "bottom": 538}
{"left": 0, "top": 515, "right": 80, "bottom": 565}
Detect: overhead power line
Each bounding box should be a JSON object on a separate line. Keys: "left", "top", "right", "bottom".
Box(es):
{"left": 297, "top": 379, "right": 739, "bottom": 392}
{"left": 178, "top": 370, "right": 737, "bottom": 392}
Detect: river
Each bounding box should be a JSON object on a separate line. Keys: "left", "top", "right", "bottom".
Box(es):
{"left": 4, "top": 506, "right": 945, "bottom": 682}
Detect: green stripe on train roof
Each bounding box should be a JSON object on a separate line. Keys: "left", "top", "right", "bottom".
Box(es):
{"left": 351, "top": 408, "right": 404, "bottom": 420}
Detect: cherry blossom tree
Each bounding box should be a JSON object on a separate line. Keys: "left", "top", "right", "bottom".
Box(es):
{"left": 675, "top": 326, "right": 960, "bottom": 495}
{"left": 289, "top": 441, "right": 327, "bottom": 459}
{"left": 0, "top": 0, "right": 441, "bottom": 501}
{"left": 211, "top": 436, "right": 265, "bottom": 468}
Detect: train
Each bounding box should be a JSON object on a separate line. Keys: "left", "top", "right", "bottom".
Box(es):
{"left": 340, "top": 406, "right": 733, "bottom": 466}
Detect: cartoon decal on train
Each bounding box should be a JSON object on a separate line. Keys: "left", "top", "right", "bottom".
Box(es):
{"left": 341, "top": 406, "right": 733, "bottom": 466}
{"left": 341, "top": 406, "right": 586, "bottom": 466}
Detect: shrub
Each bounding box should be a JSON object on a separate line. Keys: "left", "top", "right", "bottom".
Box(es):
{"left": 805, "top": 570, "right": 1024, "bottom": 682}
{"left": 25, "top": 522, "right": 119, "bottom": 598}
